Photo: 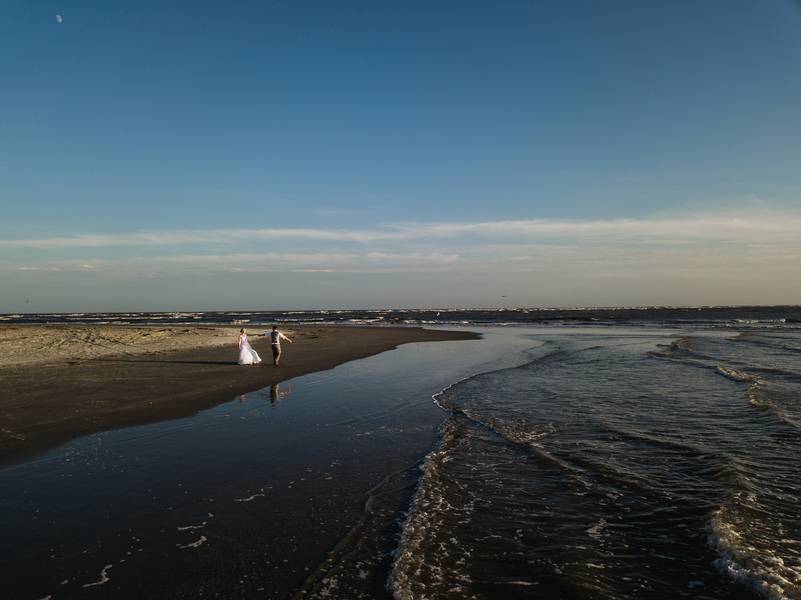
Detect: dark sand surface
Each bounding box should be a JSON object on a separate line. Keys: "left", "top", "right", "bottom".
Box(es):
{"left": 0, "top": 325, "right": 477, "bottom": 466}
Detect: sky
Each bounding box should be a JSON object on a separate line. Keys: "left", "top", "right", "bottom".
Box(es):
{"left": 1, "top": 0, "right": 800, "bottom": 311}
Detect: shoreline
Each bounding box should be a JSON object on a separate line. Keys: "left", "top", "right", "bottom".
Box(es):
{"left": 0, "top": 324, "right": 478, "bottom": 467}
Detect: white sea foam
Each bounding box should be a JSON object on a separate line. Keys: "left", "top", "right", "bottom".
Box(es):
{"left": 178, "top": 535, "right": 207, "bottom": 549}
{"left": 715, "top": 366, "right": 757, "bottom": 382}
{"left": 587, "top": 518, "right": 608, "bottom": 540}
{"left": 389, "top": 419, "right": 479, "bottom": 600}
{"left": 709, "top": 505, "right": 800, "bottom": 599}
{"left": 82, "top": 564, "right": 112, "bottom": 588}
{"left": 234, "top": 492, "right": 265, "bottom": 502}
{"left": 747, "top": 383, "right": 766, "bottom": 407}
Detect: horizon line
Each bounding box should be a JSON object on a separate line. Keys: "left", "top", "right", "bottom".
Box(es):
{"left": 3, "top": 303, "right": 800, "bottom": 316}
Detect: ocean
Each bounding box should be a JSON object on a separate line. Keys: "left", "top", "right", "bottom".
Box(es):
{"left": 393, "top": 327, "right": 801, "bottom": 599}
{"left": 2, "top": 305, "right": 800, "bottom": 328}
{"left": 2, "top": 310, "right": 801, "bottom": 599}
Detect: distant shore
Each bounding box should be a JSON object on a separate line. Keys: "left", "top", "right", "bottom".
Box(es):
{"left": 0, "top": 324, "right": 478, "bottom": 466}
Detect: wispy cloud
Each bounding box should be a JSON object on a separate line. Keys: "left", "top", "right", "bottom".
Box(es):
{"left": 0, "top": 228, "right": 407, "bottom": 248}
{"left": 2, "top": 211, "right": 800, "bottom": 294}
{"left": 0, "top": 251, "right": 461, "bottom": 275}
{"left": 3, "top": 214, "right": 800, "bottom": 309}
{"left": 2, "top": 212, "right": 800, "bottom": 249}
{"left": 405, "top": 214, "right": 801, "bottom": 244}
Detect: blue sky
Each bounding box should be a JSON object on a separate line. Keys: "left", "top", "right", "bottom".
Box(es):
{"left": 1, "top": 1, "right": 800, "bottom": 310}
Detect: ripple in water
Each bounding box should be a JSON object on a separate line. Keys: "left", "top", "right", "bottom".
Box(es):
{"left": 392, "top": 333, "right": 801, "bottom": 599}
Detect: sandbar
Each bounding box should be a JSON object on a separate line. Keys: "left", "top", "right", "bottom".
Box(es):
{"left": 0, "top": 325, "right": 478, "bottom": 466}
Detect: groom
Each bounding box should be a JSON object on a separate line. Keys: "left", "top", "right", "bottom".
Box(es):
{"left": 266, "top": 325, "right": 293, "bottom": 366}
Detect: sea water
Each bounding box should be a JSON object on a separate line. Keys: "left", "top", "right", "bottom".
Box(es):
{"left": 392, "top": 328, "right": 801, "bottom": 599}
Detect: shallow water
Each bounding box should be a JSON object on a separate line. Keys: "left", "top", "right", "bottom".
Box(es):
{"left": 392, "top": 329, "right": 801, "bottom": 600}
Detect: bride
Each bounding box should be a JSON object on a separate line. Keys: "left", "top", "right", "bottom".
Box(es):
{"left": 237, "top": 329, "right": 262, "bottom": 365}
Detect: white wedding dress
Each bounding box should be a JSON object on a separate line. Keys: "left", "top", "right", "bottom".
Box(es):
{"left": 238, "top": 334, "right": 262, "bottom": 365}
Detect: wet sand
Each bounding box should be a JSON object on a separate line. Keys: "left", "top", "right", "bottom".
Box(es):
{"left": 0, "top": 325, "right": 477, "bottom": 466}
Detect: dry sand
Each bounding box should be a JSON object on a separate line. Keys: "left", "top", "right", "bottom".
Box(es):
{"left": 0, "top": 324, "right": 478, "bottom": 466}
{"left": 0, "top": 324, "right": 246, "bottom": 368}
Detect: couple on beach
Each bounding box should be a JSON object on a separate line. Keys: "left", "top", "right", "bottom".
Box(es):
{"left": 238, "top": 325, "right": 292, "bottom": 366}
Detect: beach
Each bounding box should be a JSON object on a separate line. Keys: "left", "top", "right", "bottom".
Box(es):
{"left": 0, "top": 323, "right": 508, "bottom": 600}
{"left": 2, "top": 317, "right": 801, "bottom": 599}
{"left": 0, "top": 324, "right": 477, "bottom": 467}
{"left": 4, "top": 0, "right": 798, "bottom": 596}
